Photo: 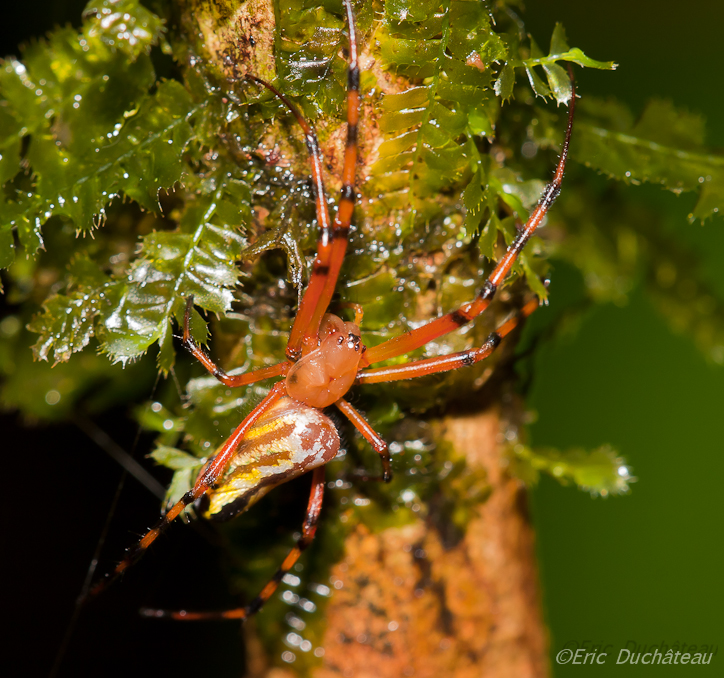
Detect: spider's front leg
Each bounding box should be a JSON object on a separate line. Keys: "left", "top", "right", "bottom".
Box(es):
{"left": 340, "top": 294, "right": 542, "bottom": 487}
{"left": 182, "top": 295, "right": 290, "bottom": 386}
{"left": 357, "top": 297, "right": 541, "bottom": 384}
{"left": 361, "top": 69, "right": 576, "bottom": 368}
{"left": 285, "top": 0, "right": 361, "bottom": 359}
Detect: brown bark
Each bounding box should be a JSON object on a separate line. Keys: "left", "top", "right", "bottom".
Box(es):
{"left": 312, "top": 408, "right": 546, "bottom": 678}
{"left": 256, "top": 408, "right": 548, "bottom": 678}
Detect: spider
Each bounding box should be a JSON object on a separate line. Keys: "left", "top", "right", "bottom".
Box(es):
{"left": 91, "top": 0, "right": 575, "bottom": 622}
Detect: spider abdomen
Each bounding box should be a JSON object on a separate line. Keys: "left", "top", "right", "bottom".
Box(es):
{"left": 201, "top": 396, "right": 340, "bottom": 522}
{"left": 286, "top": 313, "right": 363, "bottom": 408}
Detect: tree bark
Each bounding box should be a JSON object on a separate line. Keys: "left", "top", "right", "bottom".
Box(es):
{"left": 312, "top": 408, "right": 547, "bottom": 678}
{"left": 248, "top": 407, "right": 548, "bottom": 678}
{"left": 179, "top": 2, "right": 549, "bottom": 674}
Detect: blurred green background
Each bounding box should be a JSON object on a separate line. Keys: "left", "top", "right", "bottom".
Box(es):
{"left": 524, "top": 0, "right": 724, "bottom": 674}
{"left": 2, "top": 1, "right": 723, "bottom": 676}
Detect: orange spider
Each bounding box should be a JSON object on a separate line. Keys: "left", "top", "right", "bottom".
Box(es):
{"left": 91, "top": 0, "right": 575, "bottom": 622}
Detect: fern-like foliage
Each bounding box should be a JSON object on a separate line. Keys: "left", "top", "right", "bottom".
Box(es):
{"left": 0, "top": 0, "right": 721, "bottom": 497}
{"left": 0, "top": 1, "right": 169, "bottom": 259}
{"left": 0, "top": 0, "right": 616, "bottom": 382}
{"left": 369, "top": 3, "right": 614, "bottom": 300}
{"left": 1, "top": 0, "right": 256, "bottom": 370}
{"left": 573, "top": 97, "right": 724, "bottom": 222}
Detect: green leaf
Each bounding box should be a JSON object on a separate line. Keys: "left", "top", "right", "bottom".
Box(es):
{"left": 494, "top": 63, "right": 515, "bottom": 102}
{"left": 28, "top": 254, "right": 109, "bottom": 362}
{"left": 150, "top": 445, "right": 204, "bottom": 470}
{"left": 542, "top": 62, "right": 572, "bottom": 105}
{"left": 276, "top": 3, "right": 347, "bottom": 116}
{"left": 512, "top": 443, "right": 634, "bottom": 496}
{"left": 549, "top": 22, "right": 570, "bottom": 55}
{"left": 150, "top": 445, "right": 204, "bottom": 507}
{"left": 98, "top": 185, "right": 249, "bottom": 368}
{"left": 513, "top": 23, "right": 616, "bottom": 103}
{"left": 82, "top": 0, "right": 166, "bottom": 59}
{"left": 0, "top": 2, "right": 183, "bottom": 266}
{"left": 386, "top": 0, "right": 440, "bottom": 24}
{"left": 29, "top": 292, "right": 104, "bottom": 363}
{"left": 524, "top": 64, "right": 552, "bottom": 99}
{"left": 575, "top": 98, "right": 724, "bottom": 221}
{"left": 136, "top": 402, "right": 183, "bottom": 434}
{"left": 462, "top": 169, "right": 485, "bottom": 231}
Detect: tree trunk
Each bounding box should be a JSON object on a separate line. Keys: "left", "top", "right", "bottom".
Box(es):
{"left": 316, "top": 408, "right": 546, "bottom": 678}
{"left": 179, "top": 1, "right": 549, "bottom": 674}
{"left": 246, "top": 407, "right": 548, "bottom": 678}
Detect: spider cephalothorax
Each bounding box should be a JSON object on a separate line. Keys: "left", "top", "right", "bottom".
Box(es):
{"left": 286, "top": 313, "right": 364, "bottom": 407}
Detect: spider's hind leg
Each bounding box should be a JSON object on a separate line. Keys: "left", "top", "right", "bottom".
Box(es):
{"left": 89, "top": 382, "right": 288, "bottom": 600}
{"left": 140, "top": 466, "right": 326, "bottom": 621}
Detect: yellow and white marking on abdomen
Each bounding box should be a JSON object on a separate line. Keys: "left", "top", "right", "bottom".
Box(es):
{"left": 204, "top": 396, "right": 340, "bottom": 521}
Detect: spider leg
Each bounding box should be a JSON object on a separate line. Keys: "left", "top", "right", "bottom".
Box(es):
{"left": 357, "top": 297, "right": 539, "bottom": 383}
{"left": 183, "top": 295, "right": 290, "bottom": 386}
{"left": 361, "top": 72, "right": 576, "bottom": 367}
{"left": 246, "top": 75, "right": 332, "bottom": 262}
{"left": 335, "top": 398, "right": 392, "bottom": 482}
{"left": 286, "top": 0, "right": 360, "bottom": 360}
{"left": 139, "top": 466, "right": 326, "bottom": 621}
{"left": 89, "top": 381, "right": 287, "bottom": 598}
